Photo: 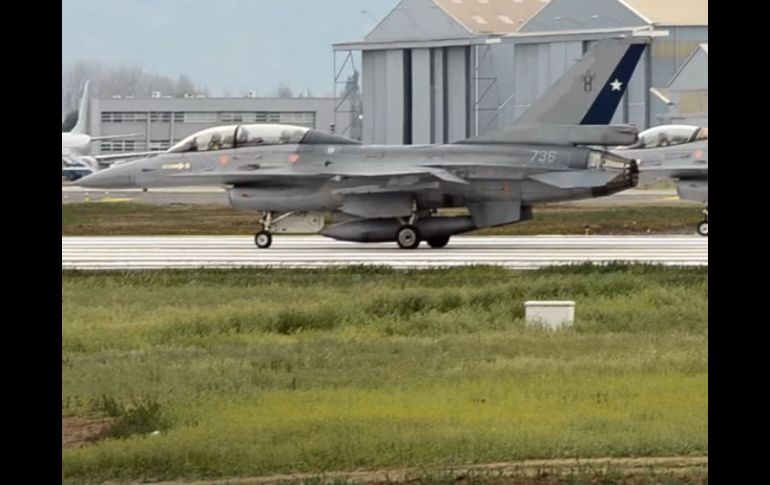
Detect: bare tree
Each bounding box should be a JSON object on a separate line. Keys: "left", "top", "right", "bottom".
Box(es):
{"left": 62, "top": 61, "right": 210, "bottom": 113}
{"left": 275, "top": 83, "right": 294, "bottom": 98}
{"left": 175, "top": 74, "right": 195, "bottom": 97}
{"left": 62, "top": 61, "right": 105, "bottom": 114}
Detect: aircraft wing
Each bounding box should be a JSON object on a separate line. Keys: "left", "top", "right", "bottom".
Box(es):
{"left": 168, "top": 166, "right": 469, "bottom": 190}
{"left": 320, "top": 166, "right": 469, "bottom": 185}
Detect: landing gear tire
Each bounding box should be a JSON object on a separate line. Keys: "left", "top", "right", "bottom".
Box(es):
{"left": 396, "top": 225, "right": 421, "bottom": 250}
{"left": 255, "top": 230, "right": 273, "bottom": 249}
{"left": 427, "top": 235, "right": 450, "bottom": 249}
{"left": 697, "top": 221, "right": 708, "bottom": 237}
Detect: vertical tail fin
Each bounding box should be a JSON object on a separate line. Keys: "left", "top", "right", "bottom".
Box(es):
{"left": 71, "top": 80, "right": 90, "bottom": 135}
{"left": 515, "top": 39, "right": 646, "bottom": 126}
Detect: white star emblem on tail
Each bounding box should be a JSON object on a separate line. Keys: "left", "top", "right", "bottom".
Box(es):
{"left": 610, "top": 79, "right": 623, "bottom": 91}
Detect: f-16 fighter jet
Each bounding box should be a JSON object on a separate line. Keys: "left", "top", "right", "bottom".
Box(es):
{"left": 614, "top": 124, "right": 708, "bottom": 236}
{"left": 79, "top": 39, "right": 646, "bottom": 249}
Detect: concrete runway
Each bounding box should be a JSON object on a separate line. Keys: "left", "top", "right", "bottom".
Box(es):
{"left": 62, "top": 235, "right": 708, "bottom": 270}
{"left": 61, "top": 185, "right": 692, "bottom": 207}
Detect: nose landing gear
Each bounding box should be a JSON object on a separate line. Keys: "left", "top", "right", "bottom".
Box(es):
{"left": 255, "top": 230, "right": 273, "bottom": 248}
{"left": 697, "top": 206, "right": 708, "bottom": 237}
{"left": 253, "top": 211, "right": 326, "bottom": 248}
{"left": 255, "top": 212, "right": 274, "bottom": 248}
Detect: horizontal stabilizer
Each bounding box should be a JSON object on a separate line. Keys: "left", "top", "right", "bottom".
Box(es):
{"left": 529, "top": 170, "right": 616, "bottom": 189}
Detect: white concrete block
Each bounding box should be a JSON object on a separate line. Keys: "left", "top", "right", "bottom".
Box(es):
{"left": 525, "top": 301, "right": 575, "bottom": 330}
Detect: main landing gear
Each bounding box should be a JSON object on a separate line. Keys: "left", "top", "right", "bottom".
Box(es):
{"left": 697, "top": 206, "right": 708, "bottom": 237}
{"left": 396, "top": 225, "right": 420, "bottom": 250}
{"left": 426, "top": 235, "right": 450, "bottom": 248}
{"left": 396, "top": 225, "right": 451, "bottom": 249}
{"left": 394, "top": 206, "right": 452, "bottom": 249}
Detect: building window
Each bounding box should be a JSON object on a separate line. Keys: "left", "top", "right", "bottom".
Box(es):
{"left": 101, "top": 112, "right": 118, "bottom": 123}
{"left": 220, "top": 112, "right": 244, "bottom": 123}
{"left": 101, "top": 111, "right": 148, "bottom": 123}
{"left": 279, "top": 112, "right": 315, "bottom": 127}
{"left": 100, "top": 140, "right": 147, "bottom": 153}
{"left": 150, "top": 112, "right": 172, "bottom": 122}
{"left": 184, "top": 112, "right": 219, "bottom": 123}
{"left": 149, "top": 140, "right": 171, "bottom": 151}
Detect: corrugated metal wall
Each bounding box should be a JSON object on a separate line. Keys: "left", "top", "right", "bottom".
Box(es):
{"left": 361, "top": 35, "right": 706, "bottom": 144}
{"left": 363, "top": 46, "right": 472, "bottom": 145}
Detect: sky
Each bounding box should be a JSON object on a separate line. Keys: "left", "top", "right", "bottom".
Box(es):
{"left": 62, "top": 0, "right": 399, "bottom": 97}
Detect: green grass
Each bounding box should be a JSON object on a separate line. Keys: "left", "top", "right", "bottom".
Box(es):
{"left": 62, "top": 266, "right": 707, "bottom": 484}
{"left": 61, "top": 203, "right": 701, "bottom": 236}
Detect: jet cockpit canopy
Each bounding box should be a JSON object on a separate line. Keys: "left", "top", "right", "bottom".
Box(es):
{"left": 622, "top": 125, "right": 708, "bottom": 150}
{"left": 167, "top": 124, "right": 360, "bottom": 153}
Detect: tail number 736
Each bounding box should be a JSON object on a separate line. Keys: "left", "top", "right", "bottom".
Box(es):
{"left": 530, "top": 150, "right": 557, "bottom": 163}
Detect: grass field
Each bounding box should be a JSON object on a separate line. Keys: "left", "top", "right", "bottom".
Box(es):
{"left": 62, "top": 265, "right": 708, "bottom": 484}
{"left": 61, "top": 202, "right": 701, "bottom": 236}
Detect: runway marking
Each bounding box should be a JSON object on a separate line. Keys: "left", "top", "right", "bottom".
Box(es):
{"left": 100, "top": 197, "right": 135, "bottom": 203}
{"left": 62, "top": 235, "right": 708, "bottom": 270}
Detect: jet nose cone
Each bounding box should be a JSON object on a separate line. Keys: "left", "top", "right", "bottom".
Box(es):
{"left": 77, "top": 166, "right": 135, "bottom": 188}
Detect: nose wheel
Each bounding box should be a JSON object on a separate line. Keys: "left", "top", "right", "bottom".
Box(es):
{"left": 697, "top": 206, "right": 708, "bottom": 237}
{"left": 255, "top": 230, "right": 272, "bottom": 249}
{"left": 255, "top": 212, "right": 274, "bottom": 249}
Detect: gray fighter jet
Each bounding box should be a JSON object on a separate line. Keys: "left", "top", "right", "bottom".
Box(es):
{"left": 78, "top": 39, "right": 646, "bottom": 249}
{"left": 613, "top": 124, "right": 708, "bottom": 236}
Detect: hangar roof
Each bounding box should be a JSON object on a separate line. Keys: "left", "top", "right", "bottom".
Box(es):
{"left": 621, "top": 0, "right": 708, "bottom": 26}
{"left": 335, "top": 0, "right": 704, "bottom": 50}
{"left": 433, "top": 0, "right": 550, "bottom": 34}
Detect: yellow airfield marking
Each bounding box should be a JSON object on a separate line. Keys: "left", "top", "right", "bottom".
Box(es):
{"left": 100, "top": 197, "right": 135, "bottom": 203}
{"left": 661, "top": 196, "right": 680, "bottom": 201}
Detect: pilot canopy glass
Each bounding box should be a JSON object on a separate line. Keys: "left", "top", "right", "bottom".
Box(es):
{"left": 631, "top": 125, "right": 707, "bottom": 149}
{"left": 168, "top": 124, "right": 310, "bottom": 153}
